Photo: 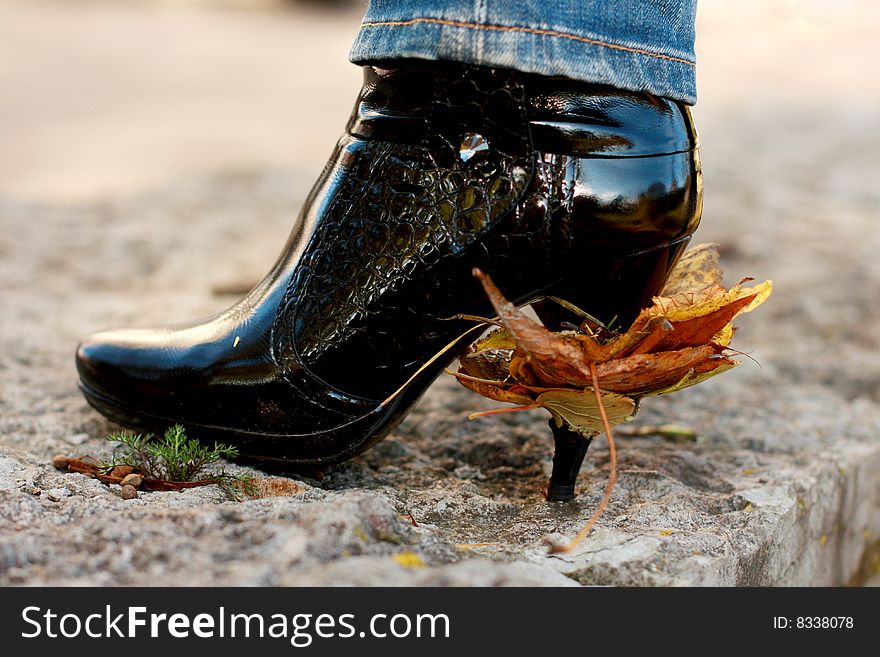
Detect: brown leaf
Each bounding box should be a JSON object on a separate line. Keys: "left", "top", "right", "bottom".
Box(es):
{"left": 459, "top": 346, "right": 513, "bottom": 383}
{"left": 644, "top": 357, "right": 739, "bottom": 397}
{"left": 458, "top": 245, "right": 770, "bottom": 414}
{"left": 454, "top": 372, "right": 536, "bottom": 406}
{"left": 594, "top": 345, "right": 716, "bottom": 395}
{"left": 473, "top": 268, "right": 593, "bottom": 387}
{"left": 109, "top": 465, "right": 134, "bottom": 478}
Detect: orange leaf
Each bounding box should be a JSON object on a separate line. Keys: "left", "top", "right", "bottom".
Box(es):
{"left": 454, "top": 371, "right": 536, "bottom": 406}
{"left": 649, "top": 293, "right": 756, "bottom": 352}
{"left": 459, "top": 245, "right": 771, "bottom": 405}
{"left": 594, "top": 345, "right": 717, "bottom": 395}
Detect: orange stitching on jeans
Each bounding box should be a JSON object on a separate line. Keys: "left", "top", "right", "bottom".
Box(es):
{"left": 360, "top": 18, "right": 696, "bottom": 67}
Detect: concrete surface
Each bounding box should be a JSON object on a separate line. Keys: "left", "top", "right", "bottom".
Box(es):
{"left": 1, "top": 0, "right": 879, "bottom": 586}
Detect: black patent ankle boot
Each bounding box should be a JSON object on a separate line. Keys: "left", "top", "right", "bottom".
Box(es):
{"left": 76, "top": 62, "right": 702, "bottom": 470}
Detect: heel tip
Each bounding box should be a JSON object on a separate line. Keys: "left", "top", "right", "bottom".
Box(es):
{"left": 546, "top": 482, "right": 576, "bottom": 502}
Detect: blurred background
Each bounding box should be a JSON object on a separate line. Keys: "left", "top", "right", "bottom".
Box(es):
{"left": 2, "top": 0, "right": 877, "bottom": 203}
{"left": 0, "top": 0, "right": 364, "bottom": 201}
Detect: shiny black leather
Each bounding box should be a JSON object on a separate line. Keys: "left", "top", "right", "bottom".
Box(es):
{"left": 76, "top": 62, "right": 702, "bottom": 468}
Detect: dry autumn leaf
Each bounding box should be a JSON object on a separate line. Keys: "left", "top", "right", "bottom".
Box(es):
{"left": 455, "top": 243, "right": 771, "bottom": 435}
{"left": 450, "top": 243, "right": 772, "bottom": 551}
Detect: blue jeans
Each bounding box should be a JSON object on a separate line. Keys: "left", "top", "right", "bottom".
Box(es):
{"left": 349, "top": 0, "right": 697, "bottom": 105}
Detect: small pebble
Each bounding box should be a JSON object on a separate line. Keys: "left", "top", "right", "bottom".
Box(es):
{"left": 51, "top": 455, "right": 69, "bottom": 470}
{"left": 110, "top": 465, "right": 134, "bottom": 478}
{"left": 120, "top": 473, "right": 143, "bottom": 489}
{"left": 121, "top": 485, "right": 138, "bottom": 500}
{"left": 46, "top": 488, "right": 71, "bottom": 502}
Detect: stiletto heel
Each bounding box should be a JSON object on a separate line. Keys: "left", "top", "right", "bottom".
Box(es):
{"left": 532, "top": 237, "right": 694, "bottom": 499}
{"left": 546, "top": 419, "right": 592, "bottom": 501}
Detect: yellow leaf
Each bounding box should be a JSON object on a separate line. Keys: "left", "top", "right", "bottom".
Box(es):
{"left": 712, "top": 322, "right": 735, "bottom": 347}
{"left": 660, "top": 242, "right": 723, "bottom": 296}
{"left": 470, "top": 326, "right": 515, "bottom": 352}
{"left": 739, "top": 280, "right": 773, "bottom": 315}
{"left": 458, "top": 327, "right": 519, "bottom": 383}
{"left": 652, "top": 279, "right": 773, "bottom": 324}
{"left": 392, "top": 552, "right": 425, "bottom": 569}
{"left": 660, "top": 529, "right": 675, "bottom": 536}
{"left": 535, "top": 389, "right": 635, "bottom": 437}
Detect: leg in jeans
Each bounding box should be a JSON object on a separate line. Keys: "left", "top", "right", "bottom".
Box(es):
{"left": 350, "top": 0, "right": 697, "bottom": 104}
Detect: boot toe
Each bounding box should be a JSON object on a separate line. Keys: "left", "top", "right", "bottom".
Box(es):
{"left": 76, "top": 328, "right": 172, "bottom": 400}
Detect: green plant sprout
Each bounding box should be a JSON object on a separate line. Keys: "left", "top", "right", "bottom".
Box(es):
{"left": 103, "top": 424, "right": 256, "bottom": 500}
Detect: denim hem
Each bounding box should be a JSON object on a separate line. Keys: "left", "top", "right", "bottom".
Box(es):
{"left": 349, "top": 18, "right": 696, "bottom": 105}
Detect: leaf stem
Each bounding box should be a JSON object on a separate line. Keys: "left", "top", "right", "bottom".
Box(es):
{"left": 550, "top": 360, "right": 617, "bottom": 553}
{"left": 468, "top": 405, "right": 536, "bottom": 420}
{"left": 447, "top": 369, "right": 510, "bottom": 387}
